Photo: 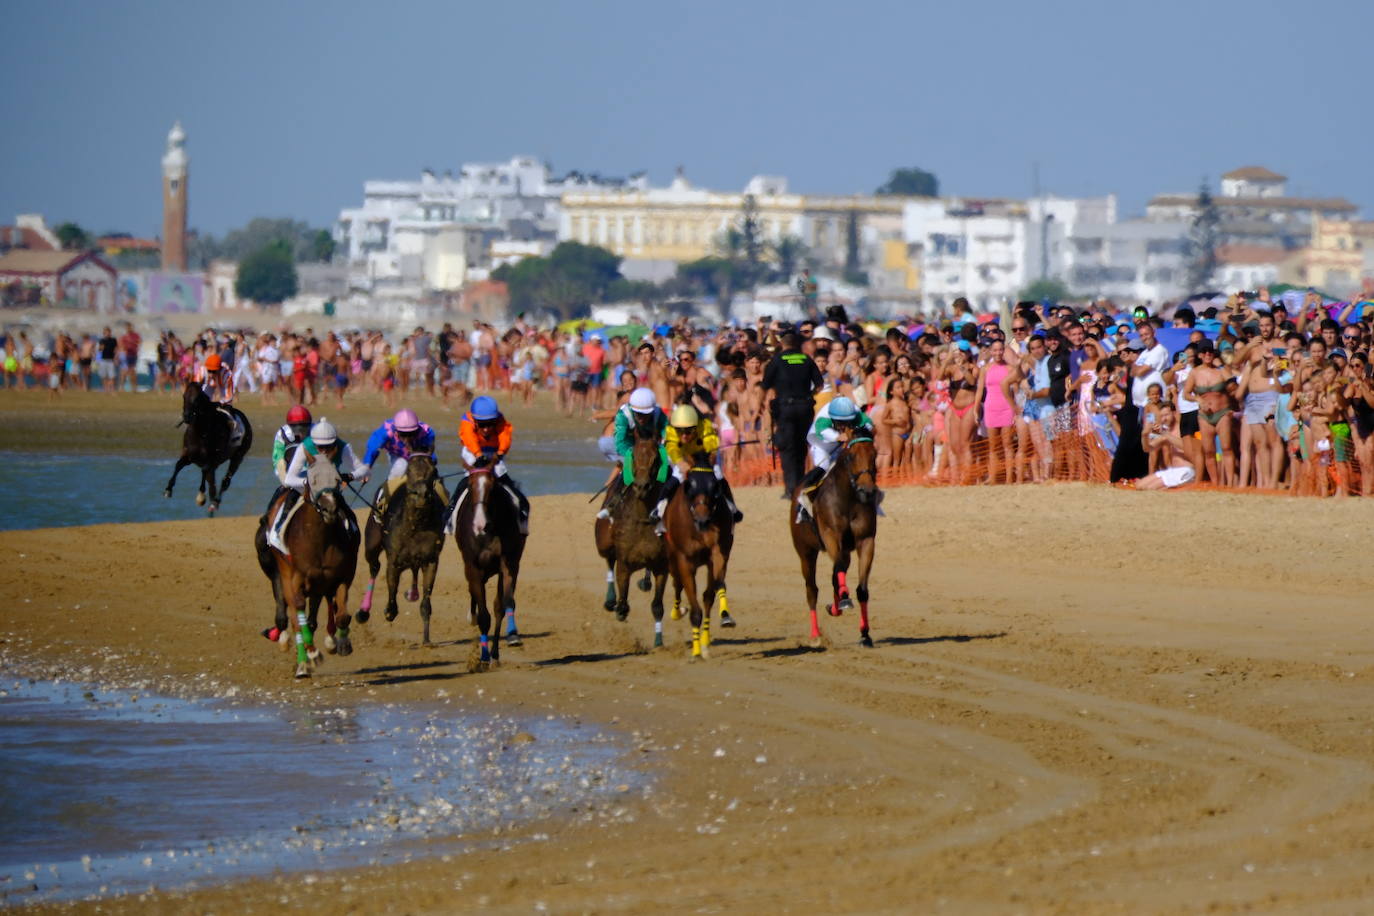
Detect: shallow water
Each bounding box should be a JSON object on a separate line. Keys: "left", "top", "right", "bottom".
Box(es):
{"left": 0, "top": 679, "right": 640, "bottom": 904}
{"left": 0, "top": 437, "right": 607, "bottom": 531}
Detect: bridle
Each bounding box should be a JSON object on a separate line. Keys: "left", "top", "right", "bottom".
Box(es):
{"left": 839, "top": 436, "right": 877, "bottom": 495}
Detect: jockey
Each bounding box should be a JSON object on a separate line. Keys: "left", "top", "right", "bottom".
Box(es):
{"left": 271, "top": 404, "right": 313, "bottom": 484}
{"left": 363, "top": 407, "right": 446, "bottom": 517}
{"left": 596, "top": 386, "right": 669, "bottom": 520}
{"left": 266, "top": 418, "right": 369, "bottom": 553}
{"left": 198, "top": 352, "right": 236, "bottom": 404}
{"left": 449, "top": 395, "right": 530, "bottom": 535}
{"left": 652, "top": 403, "right": 744, "bottom": 534}
{"left": 797, "top": 395, "right": 875, "bottom": 521}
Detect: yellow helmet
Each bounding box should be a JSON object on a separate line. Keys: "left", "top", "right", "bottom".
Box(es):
{"left": 670, "top": 404, "right": 699, "bottom": 428}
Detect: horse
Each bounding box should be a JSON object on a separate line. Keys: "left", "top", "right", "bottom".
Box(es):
{"left": 453, "top": 461, "right": 527, "bottom": 670}
{"left": 789, "top": 435, "right": 880, "bottom": 648}
{"left": 358, "top": 454, "right": 447, "bottom": 644}
{"left": 165, "top": 382, "right": 253, "bottom": 516}
{"left": 664, "top": 466, "right": 735, "bottom": 659}
{"left": 255, "top": 458, "right": 361, "bottom": 678}
{"left": 594, "top": 436, "right": 670, "bottom": 641}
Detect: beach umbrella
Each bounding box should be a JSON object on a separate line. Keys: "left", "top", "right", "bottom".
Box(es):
{"left": 557, "top": 318, "right": 603, "bottom": 334}
{"left": 597, "top": 323, "right": 650, "bottom": 344}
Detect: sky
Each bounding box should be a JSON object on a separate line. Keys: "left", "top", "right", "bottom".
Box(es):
{"left": 4, "top": 0, "right": 1371, "bottom": 238}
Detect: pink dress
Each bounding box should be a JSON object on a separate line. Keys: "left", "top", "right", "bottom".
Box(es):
{"left": 983, "top": 362, "right": 1015, "bottom": 429}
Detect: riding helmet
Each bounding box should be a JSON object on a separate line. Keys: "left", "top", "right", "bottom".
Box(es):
{"left": 311, "top": 419, "right": 338, "bottom": 447}
{"left": 204, "top": 353, "right": 222, "bottom": 371}
{"left": 392, "top": 408, "right": 420, "bottom": 432}
{"left": 829, "top": 397, "right": 858, "bottom": 421}
{"left": 629, "top": 387, "right": 658, "bottom": 414}
{"left": 286, "top": 405, "right": 312, "bottom": 425}
{"left": 669, "top": 404, "right": 699, "bottom": 428}
{"left": 471, "top": 396, "right": 500, "bottom": 421}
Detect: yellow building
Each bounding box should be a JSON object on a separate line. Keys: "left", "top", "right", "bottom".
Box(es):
{"left": 1281, "top": 218, "right": 1363, "bottom": 295}
{"left": 559, "top": 172, "right": 909, "bottom": 270}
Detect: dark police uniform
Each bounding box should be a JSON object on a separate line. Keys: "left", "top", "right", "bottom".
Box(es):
{"left": 762, "top": 345, "right": 824, "bottom": 497}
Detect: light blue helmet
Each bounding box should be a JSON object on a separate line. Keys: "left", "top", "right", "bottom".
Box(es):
{"left": 471, "top": 396, "right": 499, "bottom": 421}
{"left": 829, "top": 396, "right": 857, "bottom": 421}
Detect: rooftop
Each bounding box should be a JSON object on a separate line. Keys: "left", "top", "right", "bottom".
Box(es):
{"left": 0, "top": 250, "right": 108, "bottom": 274}
{"left": 1222, "top": 166, "right": 1286, "bottom": 182}
{"left": 1215, "top": 244, "right": 1287, "bottom": 265}
{"left": 1148, "top": 194, "right": 1358, "bottom": 213}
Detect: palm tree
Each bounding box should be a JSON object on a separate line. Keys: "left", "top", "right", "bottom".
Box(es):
{"left": 772, "top": 235, "right": 806, "bottom": 283}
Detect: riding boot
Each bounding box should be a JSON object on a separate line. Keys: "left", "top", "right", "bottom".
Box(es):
{"left": 796, "top": 466, "right": 826, "bottom": 522}
{"left": 372, "top": 483, "right": 390, "bottom": 522}
{"left": 597, "top": 475, "right": 625, "bottom": 520}
{"left": 268, "top": 490, "right": 298, "bottom": 553}
{"left": 500, "top": 477, "right": 530, "bottom": 535}
{"left": 720, "top": 479, "right": 744, "bottom": 523}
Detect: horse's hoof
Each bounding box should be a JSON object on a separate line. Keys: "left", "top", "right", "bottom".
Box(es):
{"left": 355, "top": 609, "right": 370, "bottom": 624}
{"left": 163, "top": 489, "right": 172, "bottom": 499}
{"left": 615, "top": 609, "right": 629, "bottom": 623}
{"left": 279, "top": 631, "right": 291, "bottom": 651}
{"left": 720, "top": 612, "right": 736, "bottom": 628}
{"left": 860, "top": 632, "right": 874, "bottom": 649}
{"left": 827, "top": 603, "right": 843, "bottom": 618}
{"left": 195, "top": 492, "right": 206, "bottom": 506}
{"left": 307, "top": 647, "right": 323, "bottom": 665}
{"left": 809, "top": 636, "right": 823, "bottom": 649}
{"left": 637, "top": 574, "right": 651, "bottom": 593}
{"left": 653, "top": 633, "right": 663, "bottom": 649}
{"left": 323, "top": 633, "right": 337, "bottom": 653}
{"left": 336, "top": 637, "right": 352, "bottom": 657}
{"left": 208, "top": 504, "right": 219, "bottom": 515}
{"left": 670, "top": 606, "right": 682, "bottom": 621}
{"left": 384, "top": 607, "right": 398, "bottom": 623}
{"left": 294, "top": 664, "right": 310, "bottom": 679}
{"left": 505, "top": 632, "right": 522, "bottom": 647}
{"left": 406, "top": 588, "right": 419, "bottom": 602}
{"left": 603, "top": 600, "right": 616, "bottom": 613}
{"left": 838, "top": 596, "right": 854, "bottom": 612}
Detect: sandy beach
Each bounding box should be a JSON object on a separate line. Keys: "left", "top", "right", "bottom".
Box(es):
{"left": 4, "top": 392, "right": 1374, "bottom": 913}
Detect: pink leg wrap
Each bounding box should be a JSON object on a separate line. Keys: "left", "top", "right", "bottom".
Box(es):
{"left": 809, "top": 608, "right": 820, "bottom": 639}
{"left": 860, "top": 601, "right": 870, "bottom": 632}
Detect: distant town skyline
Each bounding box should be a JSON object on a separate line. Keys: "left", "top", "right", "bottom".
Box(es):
{"left": 5, "top": 0, "right": 1371, "bottom": 238}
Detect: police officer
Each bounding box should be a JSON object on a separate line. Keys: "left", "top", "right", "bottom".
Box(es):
{"left": 762, "top": 330, "right": 824, "bottom": 499}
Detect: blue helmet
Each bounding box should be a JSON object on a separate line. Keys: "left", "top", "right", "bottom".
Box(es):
{"left": 829, "top": 396, "right": 857, "bottom": 421}
{"left": 471, "top": 396, "right": 499, "bottom": 421}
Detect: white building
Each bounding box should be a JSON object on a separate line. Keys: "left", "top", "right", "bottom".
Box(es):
{"left": 335, "top": 156, "right": 641, "bottom": 291}
{"left": 1214, "top": 245, "right": 1283, "bottom": 291}
{"left": 1052, "top": 219, "right": 1192, "bottom": 303}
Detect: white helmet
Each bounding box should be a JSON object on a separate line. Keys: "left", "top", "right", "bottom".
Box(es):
{"left": 629, "top": 387, "right": 658, "bottom": 414}
{"left": 310, "top": 418, "right": 338, "bottom": 447}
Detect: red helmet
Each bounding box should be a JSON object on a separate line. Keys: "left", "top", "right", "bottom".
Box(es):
{"left": 286, "top": 405, "right": 312, "bottom": 424}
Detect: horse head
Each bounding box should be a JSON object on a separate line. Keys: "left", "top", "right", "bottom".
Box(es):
{"left": 465, "top": 465, "right": 494, "bottom": 536}
{"left": 404, "top": 453, "right": 437, "bottom": 510}
{"left": 841, "top": 437, "right": 879, "bottom": 505}
{"left": 181, "top": 381, "right": 207, "bottom": 426}
{"left": 306, "top": 458, "right": 345, "bottom": 525}
{"left": 630, "top": 436, "right": 661, "bottom": 494}
{"left": 684, "top": 468, "right": 720, "bottom": 531}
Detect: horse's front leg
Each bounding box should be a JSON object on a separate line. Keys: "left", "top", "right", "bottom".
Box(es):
{"left": 332, "top": 582, "right": 354, "bottom": 656}
{"left": 358, "top": 517, "right": 382, "bottom": 621}
{"left": 674, "top": 555, "right": 705, "bottom": 659}
{"left": 164, "top": 455, "right": 191, "bottom": 498}
{"left": 383, "top": 558, "right": 402, "bottom": 623}
{"left": 305, "top": 594, "right": 323, "bottom": 665}
{"left": 613, "top": 560, "right": 633, "bottom": 623}
{"left": 498, "top": 556, "right": 521, "bottom": 647}
{"left": 418, "top": 562, "right": 438, "bottom": 647}
{"left": 854, "top": 535, "right": 876, "bottom": 648}
{"left": 467, "top": 566, "right": 493, "bottom": 670}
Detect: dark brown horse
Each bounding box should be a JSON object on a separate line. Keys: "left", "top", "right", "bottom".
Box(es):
{"left": 594, "top": 436, "right": 670, "bottom": 639}
{"left": 255, "top": 459, "right": 361, "bottom": 678}
{"left": 664, "top": 467, "right": 734, "bottom": 659}
{"left": 453, "top": 463, "right": 526, "bottom": 669}
{"left": 789, "top": 435, "right": 879, "bottom": 648}
{"left": 358, "top": 454, "right": 447, "bottom": 644}
{"left": 165, "top": 382, "right": 252, "bottom": 515}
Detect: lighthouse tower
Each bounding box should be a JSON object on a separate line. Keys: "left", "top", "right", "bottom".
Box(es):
{"left": 161, "top": 121, "right": 188, "bottom": 271}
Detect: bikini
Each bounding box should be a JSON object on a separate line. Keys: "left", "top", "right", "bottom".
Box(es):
{"left": 1194, "top": 379, "right": 1231, "bottom": 426}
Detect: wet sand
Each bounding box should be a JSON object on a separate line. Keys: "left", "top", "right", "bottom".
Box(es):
{"left": 5, "top": 393, "right": 1374, "bottom": 912}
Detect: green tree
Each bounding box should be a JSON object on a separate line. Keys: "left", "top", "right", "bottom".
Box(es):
{"left": 1020, "top": 277, "right": 1071, "bottom": 303}
{"left": 55, "top": 222, "right": 92, "bottom": 250}
{"left": 235, "top": 240, "right": 299, "bottom": 305}
{"left": 875, "top": 167, "right": 939, "bottom": 197}
{"left": 309, "top": 229, "right": 336, "bottom": 263}
{"left": 739, "top": 194, "right": 765, "bottom": 281}
{"left": 491, "top": 242, "right": 624, "bottom": 319}
{"left": 1185, "top": 180, "right": 1222, "bottom": 292}
{"left": 843, "top": 210, "right": 868, "bottom": 286}
{"left": 772, "top": 235, "right": 807, "bottom": 283}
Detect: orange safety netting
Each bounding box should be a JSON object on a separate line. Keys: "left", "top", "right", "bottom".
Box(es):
{"left": 724, "top": 428, "right": 1369, "bottom": 498}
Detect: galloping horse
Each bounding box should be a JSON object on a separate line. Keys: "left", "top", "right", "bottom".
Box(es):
{"left": 664, "top": 467, "right": 734, "bottom": 659}
{"left": 255, "top": 459, "right": 361, "bottom": 678}
{"left": 594, "top": 436, "right": 670, "bottom": 635}
{"left": 453, "top": 461, "right": 526, "bottom": 669}
{"left": 789, "top": 435, "right": 880, "bottom": 647}
{"left": 165, "top": 382, "right": 253, "bottom": 516}
{"left": 359, "top": 454, "right": 447, "bottom": 644}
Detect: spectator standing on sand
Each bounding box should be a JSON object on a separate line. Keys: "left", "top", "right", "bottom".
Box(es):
{"left": 97, "top": 326, "right": 117, "bottom": 392}
{"left": 118, "top": 323, "right": 141, "bottom": 391}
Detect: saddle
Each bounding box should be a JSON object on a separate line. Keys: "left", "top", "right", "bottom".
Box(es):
{"left": 216, "top": 405, "right": 245, "bottom": 449}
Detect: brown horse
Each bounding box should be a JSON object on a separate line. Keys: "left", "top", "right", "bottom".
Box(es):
{"left": 789, "top": 435, "right": 879, "bottom": 648}
{"left": 256, "top": 459, "right": 361, "bottom": 678}
{"left": 453, "top": 463, "right": 526, "bottom": 669}
{"left": 165, "top": 382, "right": 252, "bottom": 515}
{"left": 359, "top": 454, "right": 447, "bottom": 643}
{"left": 664, "top": 467, "right": 734, "bottom": 659}
{"left": 594, "top": 436, "right": 670, "bottom": 637}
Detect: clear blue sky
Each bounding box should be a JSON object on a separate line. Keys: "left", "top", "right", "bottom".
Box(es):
{"left": 4, "top": 0, "right": 1370, "bottom": 238}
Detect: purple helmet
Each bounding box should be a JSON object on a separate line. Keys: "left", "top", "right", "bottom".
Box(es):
{"left": 392, "top": 408, "right": 420, "bottom": 432}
